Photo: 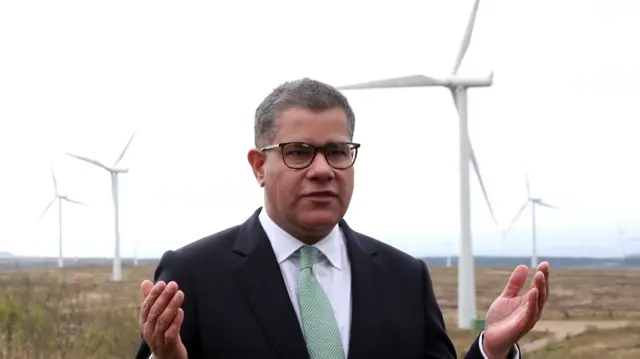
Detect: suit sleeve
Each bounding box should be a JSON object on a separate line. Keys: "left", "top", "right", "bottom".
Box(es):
{"left": 134, "top": 249, "right": 202, "bottom": 359}
{"left": 419, "top": 261, "right": 458, "bottom": 358}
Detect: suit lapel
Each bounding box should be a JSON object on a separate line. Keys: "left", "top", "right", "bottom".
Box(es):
{"left": 232, "top": 208, "right": 309, "bottom": 359}
{"left": 340, "top": 220, "right": 385, "bottom": 359}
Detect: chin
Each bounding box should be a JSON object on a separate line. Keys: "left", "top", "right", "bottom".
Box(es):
{"left": 298, "top": 209, "right": 341, "bottom": 230}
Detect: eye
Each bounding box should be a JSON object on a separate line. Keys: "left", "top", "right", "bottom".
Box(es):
{"left": 283, "top": 144, "right": 314, "bottom": 157}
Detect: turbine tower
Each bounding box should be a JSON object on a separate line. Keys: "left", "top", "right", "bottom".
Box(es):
{"left": 66, "top": 131, "right": 136, "bottom": 282}
{"left": 39, "top": 165, "right": 85, "bottom": 268}
{"left": 617, "top": 226, "right": 627, "bottom": 259}
{"left": 133, "top": 238, "right": 139, "bottom": 266}
{"left": 503, "top": 175, "right": 556, "bottom": 268}
{"left": 335, "top": 0, "right": 496, "bottom": 329}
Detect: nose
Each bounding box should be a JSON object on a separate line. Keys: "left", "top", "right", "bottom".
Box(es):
{"left": 305, "top": 152, "right": 335, "bottom": 181}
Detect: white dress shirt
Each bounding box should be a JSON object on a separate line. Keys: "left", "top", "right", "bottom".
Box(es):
{"left": 259, "top": 209, "right": 352, "bottom": 357}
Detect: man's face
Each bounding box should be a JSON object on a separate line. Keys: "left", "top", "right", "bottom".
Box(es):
{"left": 249, "top": 107, "right": 355, "bottom": 240}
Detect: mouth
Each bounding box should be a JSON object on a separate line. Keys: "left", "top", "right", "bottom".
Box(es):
{"left": 302, "top": 191, "right": 338, "bottom": 200}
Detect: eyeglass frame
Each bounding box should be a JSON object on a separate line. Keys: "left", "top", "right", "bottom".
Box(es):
{"left": 260, "top": 141, "right": 361, "bottom": 170}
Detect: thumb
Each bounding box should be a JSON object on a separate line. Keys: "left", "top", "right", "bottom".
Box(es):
{"left": 141, "top": 280, "right": 154, "bottom": 298}
{"left": 501, "top": 265, "right": 529, "bottom": 298}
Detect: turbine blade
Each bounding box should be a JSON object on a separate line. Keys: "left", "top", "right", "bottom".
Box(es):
{"left": 469, "top": 141, "right": 498, "bottom": 226}
{"left": 451, "top": 86, "right": 497, "bottom": 226}
{"left": 39, "top": 198, "right": 56, "bottom": 220}
{"left": 449, "top": 88, "right": 458, "bottom": 107}
{"left": 503, "top": 201, "right": 529, "bottom": 237}
{"left": 63, "top": 197, "right": 87, "bottom": 206}
{"left": 525, "top": 173, "right": 531, "bottom": 198}
{"left": 50, "top": 165, "right": 58, "bottom": 193}
{"left": 336, "top": 75, "right": 447, "bottom": 90}
{"left": 113, "top": 130, "right": 137, "bottom": 167}
{"left": 66, "top": 153, "right": 111, "bottom": 171}
{"left": 452, "top": 0, "right": 481, "bottom": 75}
{"left": 537, "top": 200, "right": 557, "bottom": 209}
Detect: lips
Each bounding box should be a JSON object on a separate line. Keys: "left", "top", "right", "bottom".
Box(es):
{"left": 302, "top": 191, "right": 338, "bottom": 198}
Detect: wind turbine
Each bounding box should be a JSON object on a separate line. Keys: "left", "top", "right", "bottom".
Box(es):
{"left": 335, "top": 0, "right": 497, "bottom": 329}
{"left": 617, "top": 226, "right": 640, "bottom": 259}
{"left": 503, "top": 175, "right": 556, "bottom": 268}
{"left": 133, "top": 238, "right": 139, "bottom": 266}
{"left": 445, "top": 239, "right": 454, "bottom": 268}
{"left": 39, "top": 165, "right": 85, "bottom": 268}
{"left": 66, "top": 131, "right": 136, "bottom": 282}
{"left": 616, "top": 226, "right": 628, "bottom": 259}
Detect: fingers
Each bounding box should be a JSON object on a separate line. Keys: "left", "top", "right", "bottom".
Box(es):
{"left": 152, "top": 286, "right": 185, "bottom": 341}
{"left": 534, "top": 272, "right": 546, "bottom": 315}
{"left": 137, "top": 279, "right": 186, "bottom": 357}
{"left": 524, "top": 288, "right": 539, "bottom": 332}
{"left": 538, "top": 261, "right": 550, "bottom": 302}
{"left": 535, "top": 262, "right": 550, "bottom": 317}
{"left": 523, "top": 262, "right": 549, "bottom": 324}
{"left": 146, "top": 282, "right": 180, "bottom": 333}
{"left": 164, "top": 308, "right": 185, "bottom": 342}
{"left": 141, "top": 280, "right": 154, "bottom": 298}
{"left": 140, "top": 281, "right": 167, "bottom": 327}
{"left": 501, "top": 264, "right": 529, "bottom": 298}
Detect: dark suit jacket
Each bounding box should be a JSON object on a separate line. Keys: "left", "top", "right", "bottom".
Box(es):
{"left": 135, "top": 207, "right": 519, "bottom": 359}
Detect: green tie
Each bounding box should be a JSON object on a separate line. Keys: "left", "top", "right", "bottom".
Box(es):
{"left": 298, "top": 245, "right": 345, "bottom": 359}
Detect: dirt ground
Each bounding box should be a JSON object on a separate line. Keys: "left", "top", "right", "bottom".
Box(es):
{"left": 524, "top": 322, "right": 640, "bottom": 359}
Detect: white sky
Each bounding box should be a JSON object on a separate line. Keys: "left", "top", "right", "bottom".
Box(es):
{"left": 1, "top": 0, "right": 639, "bottom": 259}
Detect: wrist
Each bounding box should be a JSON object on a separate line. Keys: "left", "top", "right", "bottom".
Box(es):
{"left": 485, "top": 349, "right": 511, "bottom": 359}
{"left": 482, "top": 337, "right": 513, "bottom": 359}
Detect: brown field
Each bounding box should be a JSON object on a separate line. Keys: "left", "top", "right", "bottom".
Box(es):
{"left": 1, "top": 265, "right": 639, "bottom": 358}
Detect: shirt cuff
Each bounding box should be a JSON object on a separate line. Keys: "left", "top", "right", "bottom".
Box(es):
{"left": 478, "top": 330, "right": 519, "bottom": 359}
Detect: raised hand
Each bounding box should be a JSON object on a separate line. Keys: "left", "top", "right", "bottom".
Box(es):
{"left": 139, "top": 280, "right": 188, "bottom": 359}
{"left": 482, "top": 262, "right": 550, "bottom": 358}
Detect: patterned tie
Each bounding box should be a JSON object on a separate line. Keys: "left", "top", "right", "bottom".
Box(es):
{"left": 298, "top": 245, "right": 345, "bottom": 359}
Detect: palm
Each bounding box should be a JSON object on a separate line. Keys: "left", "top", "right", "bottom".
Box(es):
{"left": 481, "top": 263, "right": 550, "bottom": 356}
{"left": 484, "top": 295, "right": 528, "bottom": 344}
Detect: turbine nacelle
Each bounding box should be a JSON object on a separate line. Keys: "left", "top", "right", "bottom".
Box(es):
{"left": 448, "top": 73, "right": 494, "bottom": 88}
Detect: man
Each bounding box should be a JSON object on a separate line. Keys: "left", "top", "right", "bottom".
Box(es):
{"left": 136, "top": 78, "right": 550, "bottom": 359}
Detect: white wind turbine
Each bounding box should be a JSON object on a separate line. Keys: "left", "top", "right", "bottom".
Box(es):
{"left": 336, "top": 0, "right": 497, "bottom": 329}
{"left": 66, "top": 131, "right": 136, "bottom": 282}
{"left": 616, "top": 226, "right": 628, "bottom": 259}
{"left": 39, "top": 165, "right": 86, "bottom": 268}
{"left": 617, "top": 226, "right": 640, "bottom": 259}
{"left": 503, "top": 175, "right": 557, "bottom": 269}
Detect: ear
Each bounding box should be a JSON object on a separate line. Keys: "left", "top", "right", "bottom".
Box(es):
{"left": 247, "top": 148, "right": 266, "bottom": 187}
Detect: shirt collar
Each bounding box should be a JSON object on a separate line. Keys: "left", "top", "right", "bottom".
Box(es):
{"left": 258, "top": 207, "right": 344, "bottom": 270}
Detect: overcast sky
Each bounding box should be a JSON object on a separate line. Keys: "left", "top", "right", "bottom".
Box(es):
{"left": 1, "top": 0, "right": 638, "bottom": 259}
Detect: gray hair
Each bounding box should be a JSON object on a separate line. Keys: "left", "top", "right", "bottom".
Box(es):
{"left": 254, "top": 77, "right": 356, "bottom": 148}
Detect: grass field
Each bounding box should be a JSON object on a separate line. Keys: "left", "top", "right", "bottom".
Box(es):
{"left": 1, "top": 264, "right": 639, "bottom": 358}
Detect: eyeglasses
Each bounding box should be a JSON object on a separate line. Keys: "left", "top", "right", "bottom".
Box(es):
{"left": 260, "top": 142, "right": 361, "bottom": 170}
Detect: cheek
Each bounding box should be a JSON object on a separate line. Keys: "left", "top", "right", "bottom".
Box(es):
{"left": 337, "top": 171, "right": 355, "bottom": 198}
{"left": 267, "top": 169, "right": 302, "bottom": 202}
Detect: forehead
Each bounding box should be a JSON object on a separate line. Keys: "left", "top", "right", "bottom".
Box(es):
{"left": 274, "top": 107, "right": 350, "bottom": 144}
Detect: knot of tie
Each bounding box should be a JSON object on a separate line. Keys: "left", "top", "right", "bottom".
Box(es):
{"left": 299, "top": 245, "right": 319, "bottom": 271}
